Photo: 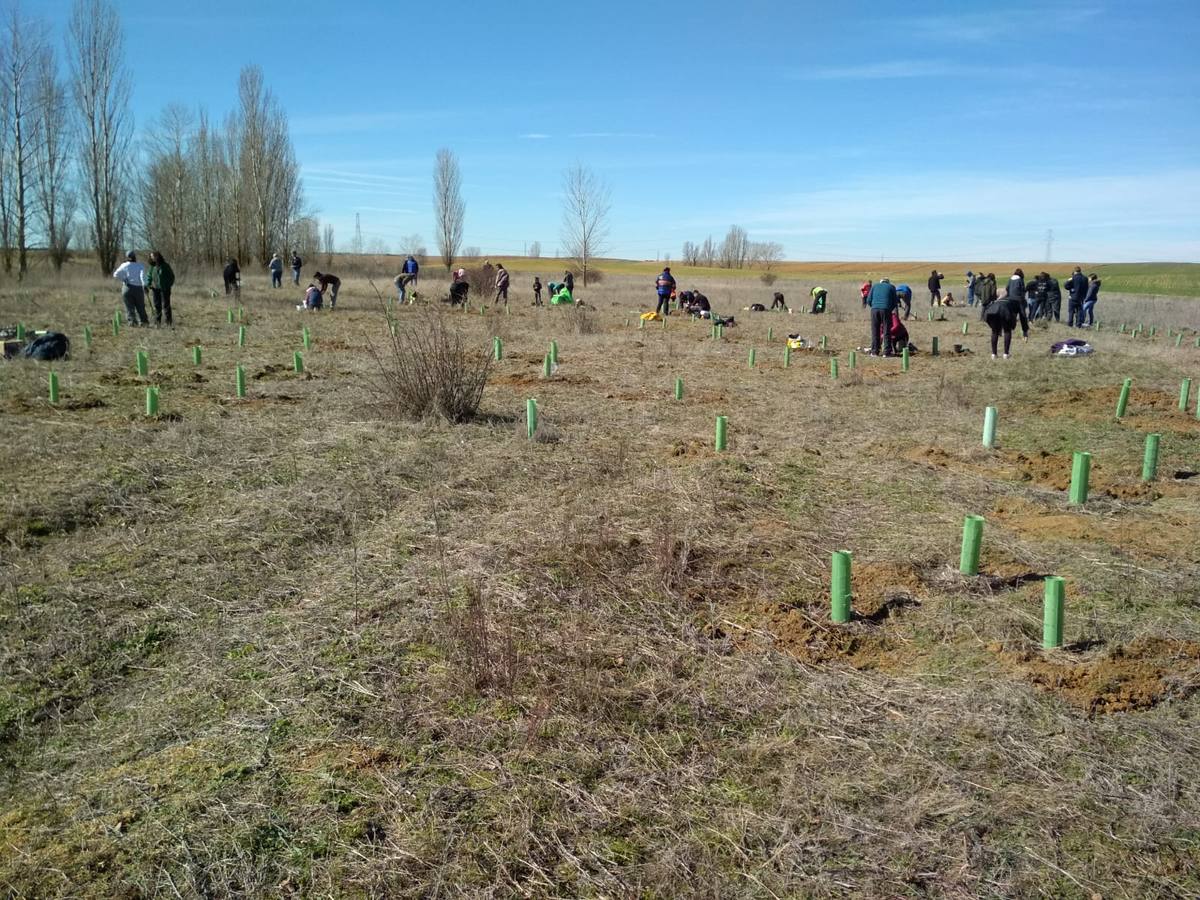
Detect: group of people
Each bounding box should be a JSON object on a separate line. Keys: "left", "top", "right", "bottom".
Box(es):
{"left": 860, "top": 264, "right": 1104, "bottom": 359}
{"left": 113, "top": 251, "right": 177, "bottom": 327}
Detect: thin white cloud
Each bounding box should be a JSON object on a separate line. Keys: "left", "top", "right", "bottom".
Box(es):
{"left": 520, "top": 133, "right": 550, "bottom": 140}
{"left": 792, "top": 61, "right": 960, "bottom": 81}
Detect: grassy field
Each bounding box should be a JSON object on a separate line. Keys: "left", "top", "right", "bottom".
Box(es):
{"left": 530, "top": 260, "right": 1200, "bottom": 300}
{"left": 2, "top": 270, "right": 1200, "bottom": 896}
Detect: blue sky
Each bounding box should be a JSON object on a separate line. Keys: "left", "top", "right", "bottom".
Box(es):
{"left": 41, "top": 0, "right": 1200, "bottom": 261}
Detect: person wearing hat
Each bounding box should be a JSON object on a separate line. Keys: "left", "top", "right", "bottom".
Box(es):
{"left": 113, "top": 251, "right": 149, "bottom": 326}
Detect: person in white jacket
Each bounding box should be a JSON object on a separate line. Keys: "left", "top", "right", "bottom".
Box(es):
{"left": 113, "top": 251, "right": 149, "bottom": 326}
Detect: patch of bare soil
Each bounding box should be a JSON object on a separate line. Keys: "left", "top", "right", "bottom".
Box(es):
{"left": 736, "top": 562, "right": 923, "bottom": 671}
{"left": 1027, "top": 385, "right": 1200, "bottom": 433}
{"left": 491, "top": 372, "right": 596, "bottom": 388}
{"left": 900, "top": 444, "right": 1160, "bottom": 501}
{"left": 992, "top": 497, "right": 1200, "bottom": 563}
{"left": 990, "top": 638, "right": 1200, "bottom": 715}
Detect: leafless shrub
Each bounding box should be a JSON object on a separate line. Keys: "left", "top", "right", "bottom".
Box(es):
{"left": 365, "top": 306, "right": 491, "bottom": 422}
{"left": 760, "top": 272, "right": 779, "bottom": 286}
{"left": 934, "top": 373, "right": 973, "bottom": 409}
{"left": 563, "top": 304, "right": 596, "bottom": 335}
{"left": 444, "top": 580, "right": 522, "bottom": 696}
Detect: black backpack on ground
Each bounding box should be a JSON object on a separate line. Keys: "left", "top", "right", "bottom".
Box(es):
{"left": 23, "top": 332, "right": 70, "bottom": 361}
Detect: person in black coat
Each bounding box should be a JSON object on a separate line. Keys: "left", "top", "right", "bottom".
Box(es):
{"left": 223, "top": 259, "right": 241, "bottom": 297}
{"left": 985, "top": 280, "right": 1030, "bottom": 358}
{"left": 1065, "top": 267, "right": 1088, "bottom": 327}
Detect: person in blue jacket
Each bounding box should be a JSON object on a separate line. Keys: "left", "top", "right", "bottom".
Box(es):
{"left": 895, "top": 283, "right": 913, "bottom": 319}
{"left": 868, "top": 278, "right": 899, "bottom": 356}
{"left": 655, "top": 266, "right": 676, "bottom": 316}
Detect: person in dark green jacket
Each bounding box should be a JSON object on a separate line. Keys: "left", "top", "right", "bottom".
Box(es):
{"left": 146, "top": 251, "right": 176, "bottom": 326}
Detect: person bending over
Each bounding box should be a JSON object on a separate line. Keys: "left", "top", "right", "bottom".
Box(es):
{"left": 984, "top": 284, "right": 1030, "bottom": 358}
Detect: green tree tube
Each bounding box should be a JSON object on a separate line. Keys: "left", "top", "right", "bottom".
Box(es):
{"left": 293, "top": 351, "right": 304, "bottom": 373}
{"left": 1142, "top": 433, "right": 1160, "bottom": 482}
{"left": 784, "top": 345, "right": 791, "bottom": 368}
{"left": 145, "top": 386, "right": 159, "bottom": 417}
{"left": 931, "top": 336, "right": 939, "bottom": 356}
{"left": 135, "top": 350, "right": 148, "bottom": 376}
{"left": 848, "top": 349, "right": 856, "bottom": 369}
{"left": 543, "top": 354, "right": 552, "bottom": 378}
{"left": 1116, "top": 378, "right": 1132, "bottom": 418}
{"left": 1043, "top": 576, "right": 1065, "bottom": 649}
{"left": 526, "top": 398, "right": 537, "bottom": 439}
{"left": 748, "top": 348, "right": 756, "bottom": 368}
{"left": 831, "top": 551, "right": 852, "bottom": 623}
{"left": 1180, "top": 378, "right": 1191, "bottom": 411}
{"left": 901, "top": 347, "right": 910, "bottom": 371}
{"left": 982, "top": 406, "right": 998, "bottom": 449}
{"left": 235, "top": 366, "right": 246, "bottom": 398}
{"left": 959, "top": 515, "right": 984, "bottom": 575}
{"left": 674, "top": 377, "right": 683, "bottom": 400}
{"left": 193, "top": 346, "right": 202, "bottom": 366}
{"left": 550, "top": 340, "right": 558, "bottom": 364}
{"left": 1069, "top": 452, "right": 1091, "bottom": 505}
{"left": 830, "top": 358, "right": 838, "bottom": 379}
{"left": 715, "top": 415, "right": 728, "bottom": 452}
{"left": 493, "top": 336, "right": 503, "bottom": 360}
{"left": 83, "top": 326, "right": 92, "bottom": 348}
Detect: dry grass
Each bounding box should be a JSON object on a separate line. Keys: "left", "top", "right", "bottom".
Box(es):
{"left": 1, "top": 267, "right": 1199, "bottom": 897}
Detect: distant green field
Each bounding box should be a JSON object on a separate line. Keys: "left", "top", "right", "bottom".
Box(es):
{"left": 557, "top": 259, "right": 1200, "bottom": 298}
{"left": 482, "top": 257, "right": 1200, "bottom": 298}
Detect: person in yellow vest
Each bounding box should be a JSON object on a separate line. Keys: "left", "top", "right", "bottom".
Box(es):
{"left": 809, "top": 286, "right": 827, "bottom": 314}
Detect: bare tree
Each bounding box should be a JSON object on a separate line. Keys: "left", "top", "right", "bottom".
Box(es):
{"left": 398, "top": 232, "right": 424, "bottom": 259}
{"left": 236, "top": 65, "right": 301, "bottom": 265}
{"left": 139, "top": 103, "right": 194, "bottom": 263}
{"left": 751, "top": 240, "right": 784, "bottom": 271}
{"left": 681, "top": 240, "right": 700, "bottom": 266}
{"left": 528, "top": 240, "right": 541, "bottom": 258}
{"left": 68, "top": 0, "right": 133, "bottom": 275}
{"left": 1, "top": 7, "right": 48, "bottom": 278}
{"left": 32, "top": 43, "right": 74, "bottom": 270}
{"left": 433, "top": 147, "right": 464, "bottom": 272}
{"left": 321, "top": 222, "right": 334, "bottom": 265}
{"left": 699, "top": 234, "right": 717, "bottom": 267}
{"left": 559, "top": 163, "right": 610, "bottom": 287}
{"left": 718, "top": 224, "right": 750, "bottom": 269}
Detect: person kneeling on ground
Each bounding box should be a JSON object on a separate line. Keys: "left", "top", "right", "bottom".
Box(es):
{"left": 984, "top": 281, "right": 1030, "bottom": 359}
{"left": 771, "top": 291, "right": 787, "bottom": 311}
{"left": 298, "top": 283, "right": 324, "bottom": 310}
{"left": 449, "top": 268, "right": 470, "bottom": 306}
{"left": 809, "top": 286, "right": 827, "bottom": 314}
{"left": 942, "top": 291, "right": 955, "bottom": 307}
{"left": 690, "top": 291, "right": 711, "bottom": 318}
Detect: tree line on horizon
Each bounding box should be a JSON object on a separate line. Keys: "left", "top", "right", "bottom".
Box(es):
{"left": 0, "top": 0, "right": 307, "bottom": 278}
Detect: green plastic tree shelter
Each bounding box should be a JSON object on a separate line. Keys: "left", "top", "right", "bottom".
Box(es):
{"left": 1142, "top": 433, "right": 1160, "bottom": 482}
{"left": 714, "top": 416, "right": 728, "bottom": 452}
{"left": 831, "top": 551, "right": 852, "bottom": 623}
{"left": 1069, "top": 452, "right": 1091, "bottom": 505}
{"left": 982, "top": 406, "right": 998, "bottom": 449}
{"left": 959, "top": 515, "right": 984, "bottom": 575}
{"left": 1043, "top": 577, "right": 1065, "bottom": 649}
